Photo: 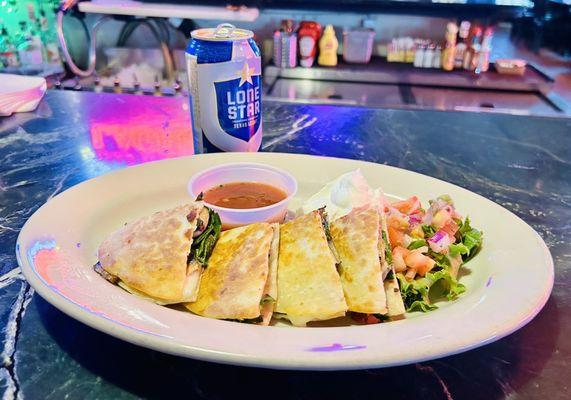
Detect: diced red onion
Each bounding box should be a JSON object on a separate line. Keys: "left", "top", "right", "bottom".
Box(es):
{"left": 428, "top": 230, "right": 452, "bottom": 253}
{"left": 409, "top": 214, "right": 422, "bottom": 225}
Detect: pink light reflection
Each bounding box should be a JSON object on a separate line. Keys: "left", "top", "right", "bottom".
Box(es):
{"left": 87, "top": 95, "right": 195, "bottom": 165}
{"left": 27, "top": 238, "right": 173, "bottom": 337}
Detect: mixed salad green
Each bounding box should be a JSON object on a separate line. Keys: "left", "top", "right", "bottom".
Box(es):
{"left": 385, "top": 195, "right": 483, "bottom": 312}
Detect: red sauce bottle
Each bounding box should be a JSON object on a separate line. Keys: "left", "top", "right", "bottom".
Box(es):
{"left": 297, "top": 21, "right": 322, "bottom": 68}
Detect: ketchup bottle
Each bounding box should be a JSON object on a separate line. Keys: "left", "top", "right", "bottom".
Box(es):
{"left": 297, "top": 21, "right": 322, "bottom": 68}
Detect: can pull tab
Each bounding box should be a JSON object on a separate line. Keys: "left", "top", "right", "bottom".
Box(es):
{"left": 214, "top": 23, "right": 236, "bottom": 38}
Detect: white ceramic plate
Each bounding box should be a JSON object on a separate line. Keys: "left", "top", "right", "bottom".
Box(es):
{"left": 17, "top": 153, "right": 553, "bottom": 370}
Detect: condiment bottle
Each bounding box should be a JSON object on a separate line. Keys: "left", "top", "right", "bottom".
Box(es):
{"left": 274, "top": 19, "right": 298, "bottom": 68}
{"left": 432, "top": 45, "right": 442, "bottom": 68}
{"left": 413, "top": 43, "right": 424, "bottom": 68}
{"left": 280, "top": 19, "right": 295, "bottom": 34}
{"left": 463, "top": 26, "right": 482, "bottom": 70}
{"left": 405, "top": 37, "right": 416, "bottom": 63}
{"left": 317, "top": 24, "right": 339, "bottom": 67}
{"left": 396, "top": 37, "right": 405, "bottom": 62}
{"left": 423, "top": 43, "right": 435, "bottom": 68}
{"left": 387, "top": 39, "right": 397, "bottom": 62}
{"left": 297, "top": 21, "right": 321, "bottom": 68}
{"left": 475, "top": 26, "right": 493, "bottom": 73}
{"left": 454, "top": 21, "right": 471, "bottom": 69}
{"left": 441, "top": 22, "right": 458, "bottom": 71}
{"left": 481, "top": 26, "right": 494, "bottom": 50}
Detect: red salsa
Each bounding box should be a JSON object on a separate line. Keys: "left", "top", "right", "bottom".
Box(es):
{"left": 203, "top": 182, "right": 287, "bottom": 209}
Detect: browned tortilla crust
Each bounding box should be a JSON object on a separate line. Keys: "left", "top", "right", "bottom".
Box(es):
{"left": 186, "top": 222, "right": 274, "bottom": 320}
{"left": 275, "top": 211, "right": 347, "bottom": 324}
{"left": 330, "top": 207, "right": 387, "bottom": 314}
{"left": 98, "top": 203, "right": 203, "bottom": 303}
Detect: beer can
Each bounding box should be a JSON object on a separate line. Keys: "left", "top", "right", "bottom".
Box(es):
{"left": 186, "top": 23, "right": 262, "bottom": 153}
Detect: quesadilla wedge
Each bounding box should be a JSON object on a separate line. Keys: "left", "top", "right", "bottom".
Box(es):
{"left": 186, "top": 222, "right": 279, "bottom": 325}
{"left": 330, "top": 207, "right": 388, "bottom": 315}
{"left": 275, "top": 210, "right": 348, "bottom": 326}
{"left": 95, "top": 202, "right": 221, "bottom": 304}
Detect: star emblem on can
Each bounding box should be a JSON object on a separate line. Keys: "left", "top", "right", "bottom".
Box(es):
{"left": 239, "top": 63, "right": 254, "bottom": 86}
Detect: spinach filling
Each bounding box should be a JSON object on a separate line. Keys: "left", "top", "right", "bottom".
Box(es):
{"left": 318, "top": 207, "right": 341, "bottom": 268}
{"left": 260, "top": 294, "right": 275, "bottom": 306}
{"left": 372, "top": 313, "right": 391, "bottom": 322}
{"left": 381, "top": 230, "right": 393, "bottom": 265}
{"left": 228, "top": 316, "right": 264, "bottom": 324}
{"left": 188, "top": 208, "right": 221, "bottom": 267}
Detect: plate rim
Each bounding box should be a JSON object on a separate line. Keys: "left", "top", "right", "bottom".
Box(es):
{"left": 16, "top": 152, "right": 555, "bottom": 370}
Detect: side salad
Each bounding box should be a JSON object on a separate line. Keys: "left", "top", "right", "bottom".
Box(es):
{"left": 385, "top": 195, "right": 483, "bottom": 312}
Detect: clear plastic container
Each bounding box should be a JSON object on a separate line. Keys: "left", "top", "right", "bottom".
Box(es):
{"left": 343, "top": 29, "right": 375, "bottom": 64}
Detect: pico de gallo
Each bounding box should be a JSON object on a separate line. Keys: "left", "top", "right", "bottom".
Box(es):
{"left": 385, "top": 194, "right": 483, "bottom": 312}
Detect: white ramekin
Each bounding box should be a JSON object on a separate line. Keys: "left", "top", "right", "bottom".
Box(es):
{"left": 188, "top": 162, "right": 297, "bottom": 229}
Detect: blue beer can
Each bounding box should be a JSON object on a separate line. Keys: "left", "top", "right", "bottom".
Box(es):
{"left": 186, "top": 23, "right": 262, "bottom": 153}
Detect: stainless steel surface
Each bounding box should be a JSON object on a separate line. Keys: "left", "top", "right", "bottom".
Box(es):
{"left": 268, "top": 79, "right": 403, "bottom": 107}
{"left": 411, "top": 87, "right": 561, "bottom": 116}
{"left": 263, "top": 59, "right": 554, "bottom": 93}
{"left": 265, "top": 77, "right": 563, "bottom": 117}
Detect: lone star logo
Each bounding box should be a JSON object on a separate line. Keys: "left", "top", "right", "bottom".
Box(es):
{"left": 239, "top": 63, "right": 254, "bottom": 86}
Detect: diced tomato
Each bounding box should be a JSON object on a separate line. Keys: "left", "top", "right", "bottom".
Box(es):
{"left": 387, "top": 213, "right": 409, "bottom": 248}
{"left": 441, "top": 220, "right": 459, "bottom": 238}
{"left": 388, "top": 226, "right": 405, "bottom": 248}
{"left": 392, "top": 246, "right": 408, "bottom": 272}
{"left": 392, "top": 196, "right": 421, "bottom": 215}
{"left": 350, "top": 313, "right": 382, "bottom": 324}
{"left": 366, "top": 315, "right": 382, "bottom": 324}
{"left": 417, "top": 259, "right": 436, "bottom": 277}
{"left": 388, "top": 212, "right": 409, "bottom": 228}
{"left": 405, "top": 250, "right": 436, "bottom": 277}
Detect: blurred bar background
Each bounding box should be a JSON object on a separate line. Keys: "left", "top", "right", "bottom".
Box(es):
{"left": 1, "top": 0, "right": 570, "bottom": 116}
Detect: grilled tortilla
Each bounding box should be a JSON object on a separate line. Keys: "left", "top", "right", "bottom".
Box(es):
{"left": 96, "top": 202, "right": 216, "bottom": 304}
{"left": 186, "top": 222, "right": 279, "bottom": 324}
{"left": 275, "top": 211, "right": 348, "bottom": 326}
{"left": 330, "top": 207, "right": 388, "bottom": 315}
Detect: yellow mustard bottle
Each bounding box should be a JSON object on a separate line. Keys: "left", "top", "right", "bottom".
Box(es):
{"left": 317, "top": 25, "right": 338, "bottom": 67}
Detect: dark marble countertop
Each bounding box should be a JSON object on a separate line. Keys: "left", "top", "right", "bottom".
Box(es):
{"left": 0, "top": 90, "right": 570, "bottom": 399}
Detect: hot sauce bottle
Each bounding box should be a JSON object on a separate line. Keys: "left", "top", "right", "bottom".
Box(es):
{"left": 463, "top": 26, "right": 482, "bottom": 71}
{"left": 297, "top": 21, "right": 322, "bottom": 68}
{"left": 454, "top": 21, "right": 471, "bottom": 69}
